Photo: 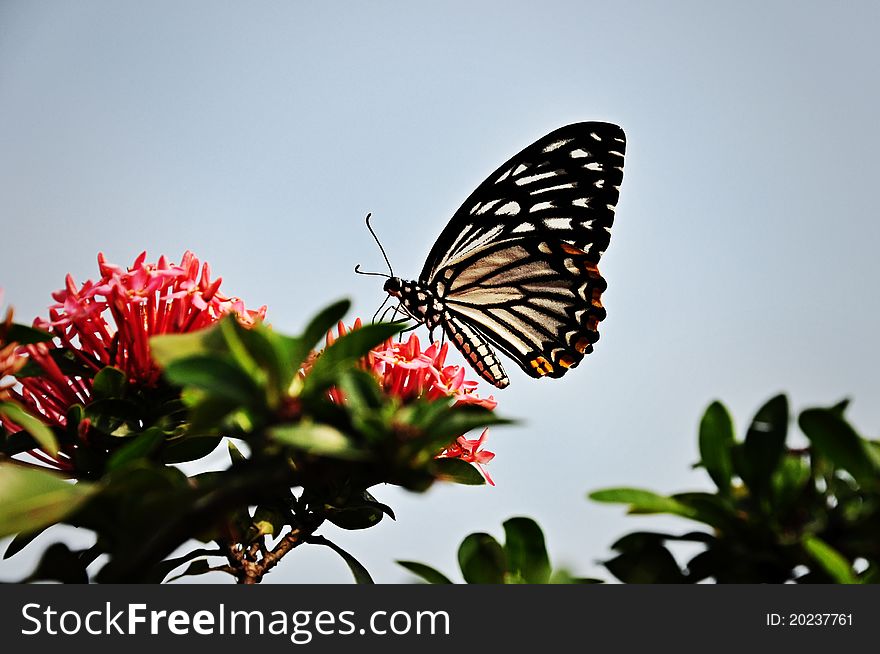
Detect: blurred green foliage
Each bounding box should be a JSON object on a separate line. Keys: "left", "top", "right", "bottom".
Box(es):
{"left": 1, "top": 300, "right": 504, "bottom": 583}
{"left": 398, "top": 517, "right": 601, "bottom": 584}
{"left": 398, "top": 395, "right": 878, "bottom": 584}
{"left": 590, "top": 395, "right": 879, "bottom": 583}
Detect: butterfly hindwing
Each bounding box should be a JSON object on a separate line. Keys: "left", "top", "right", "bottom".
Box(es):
{"left": 430, "top": 239, "right": 607, "bottom": 382}
{"left": 439, "top": 311, "right": 510, "bottom": 388}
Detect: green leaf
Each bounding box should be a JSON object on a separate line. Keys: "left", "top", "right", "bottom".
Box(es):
{"left": 287, "top": 299, "right": 351, "bottom": 371}
{"left": 771, "top": 455, "right": 811, "bottom": 510}
{"left": 309, "top": 535, "right": 373, "bottom": 584}
{"left": 589, "top": 488, "right": 700, "bottom": 521}
{"left": 214, "top": 319, "right": 300, "bottom": 407}
{"left": 336, "top": 368, "right": 384, "bottom": 413}
{"left": 106, "top": 428, "right": 166, "bottom": 471}
{"left": 24, "top": 543, "right": 89, "bottom": 584}
{"left": 549, "top": 569, "right": 604, "bottom": 584}
{"left": 418, "top": 404, "right": 510, "bottom": 452}
{"left": 150, "top": 324, "right": 223, "bottom": 367}
{"left": 161, "top": 435, "right": 222, "bottom": 464}
{"left": 503, "top": 517, "right": 551, "bottom": 583}
{"left": 740, "top": 394, "right": 789, "bottom": 495}
{"left": 251, "top": 505, "right": 286, "bottom": 538}
{"left": 301, "top": 322, "right": 403, "bottom": 395}
{"left": 227, "top": 439, "right": 247, "bottom": 464}
{"left": 0, "top": 464, "right": 96, "bottom": 538}
{"left": 185, "top": 396, "right": 242, "bottom": 434}
{"left": 92, "top": 366, "right": 127, "bottom": 399}
{"left": 3, "top": 526, "right": 48, "bottom": 559}
{"left": 829, "top": 398, "right": 851, "bottom": 417}
{"left": 668, "top": 492, "right": 737, "bottom": 531}
{"left": 802, "top": 536, "right": 858, "bottom": 584}
{"left": 325, "top": 490, "right": 392, "bottom": 530}
{"left": 0, "top": 401, "right": 58, "bottom": 456}
{"left": 799, "top": 408, "right": 879, "bottom": 484}
{"left": 430, "top": 457, "right": 486, "bottom": 485}
{"left": 698, "top": 401, "right": 735, "bottom": 492}
{"left": 458, "top": 533, "right": 506, "bottom": 584}
{"left": 166, "top": 559, "right": 219, "bottom": 582}
{"left": 142, "top": 547, "right": 224, "bottom": 583}
{"left": 163, "top": 355, "right": 263, "bottom": 406}
{"left": 5, "top": 322, "right": 53, "bottom": 345}
{"left": 269, "top": 423, "right": 368, "bottom": 460}
{"left": 605, "top": 538, "right": 686, "bottom": 583}
{"left": 397, "top": 560, "right": 454, "bottom": 584}
{"left": 83, "top": 398, "right": 140, "bottom": 435}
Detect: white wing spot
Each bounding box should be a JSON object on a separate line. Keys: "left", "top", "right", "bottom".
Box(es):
{"left": 511, "top": 222, "right": 536, "bottom": 233}
{"left": 538, "top": 242, "right": 552, "bottom": 254}
{"left": 530, "top": 201, "right": 555, "bottom": 213}
{"left": 496, "top": 168, "right": 512, "bottom": 183}
{"left": 544, "top": 217, "right": 572, "bottom": 230}
{"left": 496, "top": 201, "right": 520, "bottom": 216}
{"left": 573, "top": 197, "right": 591, "bottom": 208}
{"left": 477, "top": 199, "right": 502, "bottom": 215}
{"left": 570, "top": 148, "right": 590, "bottom": 158}
{"left": 580, "top": 219, "right": 594, "bottom": 229}
{"left": 606, "top": 203, "right": 616, "bottom": 211}
{"left": 513, "top": 163, "right": 529, "bottom": 176}
{"left": 515, "top": 170, "right": 558, "bottom": 186}
{"left": 531, "top": 182, "right": 576, "bottom": 195}
{"left": 590, "top": 132, "right": 602, "bottom": 141}
{"left": 543, "top": 138, "right": 572, "bottom": 152}
{"left": 594, "top": 179, "right": 605, "bottom": 189}
{"left": 470, "top": 202, "right": 481, "bottom": 215}
{"left": 585, "top": 162, "right": 603, "bottom": 171}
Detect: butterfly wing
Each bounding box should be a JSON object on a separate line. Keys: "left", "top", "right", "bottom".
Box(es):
{"left": 422, "top": 122, "right": 625, "bottom": 382}
{"left": 420, "top": 122, "right": 625, "bottom": 282}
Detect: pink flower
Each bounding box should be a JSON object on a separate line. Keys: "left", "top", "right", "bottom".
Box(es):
{"left": 0, "top": 252, "right": 265, "bottom": 470}
{"left": 0, "top": 297, "right": 26, "bottom": 400}
{"left": 439, "top": 428, "right": 496, "bottom": 486}
{"left": 311, "top": 322, "right": 497, "bottom": 484}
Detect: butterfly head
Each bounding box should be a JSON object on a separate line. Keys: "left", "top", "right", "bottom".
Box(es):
{"left": 382, "top": 276, "right": 404, "bottom": 298}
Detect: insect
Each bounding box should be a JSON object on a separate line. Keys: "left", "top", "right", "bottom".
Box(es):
{"left": 359, "top": 122, "right": 626, "bottom": 388}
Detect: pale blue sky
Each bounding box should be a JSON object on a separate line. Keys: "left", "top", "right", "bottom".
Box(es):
{"left": 1, "top": 1, "right": 878, "bottom": 582}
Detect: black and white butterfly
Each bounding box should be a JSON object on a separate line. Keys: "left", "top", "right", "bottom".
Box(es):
{"left": 368, "top": 122, "right": 626, "bottom": 389}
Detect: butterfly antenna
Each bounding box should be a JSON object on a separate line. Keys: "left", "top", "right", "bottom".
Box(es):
{"left": 354, "top": 264, "right": 391, "bottom": 278}
{"left": 366, "top": 212, "right": 394, "bottom": 276}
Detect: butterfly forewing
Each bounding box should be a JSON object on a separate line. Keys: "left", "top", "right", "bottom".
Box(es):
{"left": 420, "top": 122, "right": 625, "bottom": 282}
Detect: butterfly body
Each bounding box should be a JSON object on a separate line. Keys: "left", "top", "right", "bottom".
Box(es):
{"left": 383, "top": 122, "right": 626, "bottom": 389}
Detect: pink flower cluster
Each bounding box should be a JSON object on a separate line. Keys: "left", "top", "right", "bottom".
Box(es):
{"left": 323, "top": 321, "right": 497, "bottom": 484}
{"left": 0, "top": 295, "right": 25, "bottom": 401}
{"left": 2, "top": 252, "right": 265, "bottom": 469}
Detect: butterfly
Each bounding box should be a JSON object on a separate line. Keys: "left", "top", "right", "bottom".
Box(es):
{"left": 373, "top": 122, "right": 626, "bottom": 388}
